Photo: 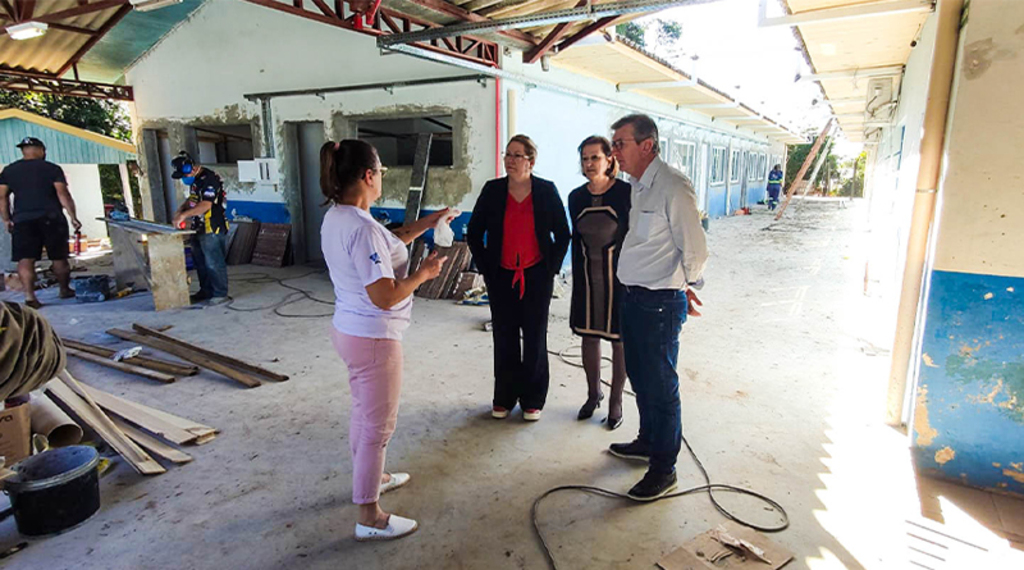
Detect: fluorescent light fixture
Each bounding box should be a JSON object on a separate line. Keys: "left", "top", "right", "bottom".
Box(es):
{"left": 130, "top": 0, "right": 184, "bottom": 11}
{"left": 6, "top": 21, "right": 48, "bottom": 41}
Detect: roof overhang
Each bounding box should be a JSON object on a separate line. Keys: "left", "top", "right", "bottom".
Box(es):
{"left": 775, "top": 0, "right": 934, "bottom": 142}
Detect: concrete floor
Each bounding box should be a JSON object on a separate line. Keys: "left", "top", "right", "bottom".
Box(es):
{"left": 2, "top": 199, "right": 1022, "bottom": 570}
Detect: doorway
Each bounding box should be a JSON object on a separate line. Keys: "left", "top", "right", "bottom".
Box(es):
{"left": 296, "top": 122, "right": 326, "bottom": 262}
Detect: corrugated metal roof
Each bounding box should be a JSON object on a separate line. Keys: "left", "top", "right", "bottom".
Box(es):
{"left": 0, "top": 2, "right": 122, "bottom": 75}
{"left": 0, "top": 109, "right": 136, "bottom": 164}
{"left": 0, "top": 0, "right": 203, "bottom": 83}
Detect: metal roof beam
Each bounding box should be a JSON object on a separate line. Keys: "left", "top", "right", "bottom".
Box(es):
{"left": 34, "top": 0, "right": 128, "bottom": 24}
{"left": 404, "top": 0, "right": 537, "bottom": 46}
{"left": 676, "top": 102, "right": 739, "bottom": 110}
{"left": 617, "top": 79, "right": 697, "bottom": 91}
{"left": 379, "top": 0, "right": 723, "bottom": 47}
{"left": 0, "top": 68, "right": 133, "bottom": 101}
{"left": 798, "top": 65, "right": 903, "bottom": 82}
{"left": 758, "top": 0, "right": 933, "bottom": 28}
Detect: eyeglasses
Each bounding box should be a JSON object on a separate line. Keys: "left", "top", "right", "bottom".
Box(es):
{"left": 610, "top": 138, "right": 647, "bottom": 150}
{"left": 502, "top": 152, "right": 530, "bottom": 162}
{"left": 375, "top": 165, "right": 389, "bottom": 177}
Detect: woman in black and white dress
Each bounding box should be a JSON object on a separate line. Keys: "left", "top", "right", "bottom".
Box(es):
{"left": 568, "top": 135, "right": 631, "bottom": 430}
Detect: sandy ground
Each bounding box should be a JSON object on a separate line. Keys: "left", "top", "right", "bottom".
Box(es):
{"left": 1, "top": 199, "right": 1021, "bottom": 570}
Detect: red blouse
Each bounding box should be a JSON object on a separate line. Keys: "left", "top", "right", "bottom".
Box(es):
{"left": 500, "top": 192, "right": 543, "bottom": 298}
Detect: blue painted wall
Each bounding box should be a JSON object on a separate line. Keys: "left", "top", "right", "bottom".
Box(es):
{"left": 228, "top": 199, "right": 290, "bottom": 225}
{"left": 0, "top": 118, "right": 135, "bottom": 165}
{"left": 707, "top": 185, "right": 728, "bottom": 218}
{"left": 912, "top": 269, "right": 1024, "bottom": 494}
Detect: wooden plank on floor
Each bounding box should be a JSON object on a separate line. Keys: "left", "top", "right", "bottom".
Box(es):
{"left": 76, "top": 383, "right": 200, "bottom": 446}
{"left": 106, "top": 329, "right": 262, "bottom": 388}
{"left": 66, "top": 348, "right": 177, "bottom": 384}
{"left": 131, "top": 324, "right": 289, "bottom": 382}
{"left": 62, "top": 338, "right": 199, "bottom": 376}
{"left": 111, "top": 417, "right": 193, "bottom": 465}
{"left": 48, "top": 373, "right": 166, "bottom": 476}
{"left": 78, "top": 383, "right": 217, "bottom": 445}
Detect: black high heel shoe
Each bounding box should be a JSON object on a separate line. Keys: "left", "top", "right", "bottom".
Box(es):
{"left": 604, "top": 415, "right": 624, "bottom": 431}
{"left": 577, "top": 392, "right": 605, "bottom": 420}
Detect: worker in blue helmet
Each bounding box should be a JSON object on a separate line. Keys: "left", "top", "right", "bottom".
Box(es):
{"left": 170, "top": 151, "right": 229, "bottom": 305}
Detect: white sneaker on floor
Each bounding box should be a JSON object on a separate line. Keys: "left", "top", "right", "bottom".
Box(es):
{"left": 523, "top": 409, "right": 542, "bottom": 421}
{"left": 380, "top": 472, "right": 410, "bottom": 495}
{"left": 354, "top": 515, "right": 419, "bottom": 542}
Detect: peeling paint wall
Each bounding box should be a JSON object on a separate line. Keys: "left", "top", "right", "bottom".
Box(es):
{"left": 909, "top": 1, "right": 1024, "bottom": 496}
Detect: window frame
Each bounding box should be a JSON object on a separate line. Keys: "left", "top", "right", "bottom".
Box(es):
{"left": 729, "top": 149, "right": 742, "bottom": 184}
{"left": 710, "top": 146, "right": 727, "bottom": 186}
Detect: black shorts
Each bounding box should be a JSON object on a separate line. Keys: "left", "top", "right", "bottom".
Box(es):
{"left": 11, "top": 216, "right": 70, "bottom": 262}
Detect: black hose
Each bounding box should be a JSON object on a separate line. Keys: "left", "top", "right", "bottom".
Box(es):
{"left": 533, "top": 343, "right": 790, "bottom": 569}
{"left": 223, "top": 270, "right": 334, "bottom": 318}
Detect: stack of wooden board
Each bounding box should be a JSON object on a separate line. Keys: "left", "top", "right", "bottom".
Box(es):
{"left": 227, "top": 220, "right": 261, "bottom": 265}
{"left": 101, "top": 324, "right": 290, "bottom": 389}
{"left": 251, "top": 223, "right": 291, "bottom": 267}
{"left": 415, "top": 242, "right": 472, "bottom": 300}
{"left": 46, "top": 372, "right": 219, "bottom": 474}
{"left": 62, "top": 338, "right": 200, "bottom": 385}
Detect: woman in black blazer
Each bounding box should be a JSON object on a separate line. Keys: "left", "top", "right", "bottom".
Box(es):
{"left": 467, "top": 135, "right": 571, "bottom": 422}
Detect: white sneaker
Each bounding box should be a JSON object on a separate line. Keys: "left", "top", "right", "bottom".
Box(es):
{"left": 354, "top": 514, "right": 419, "bottom": 542}
{"left": 380, "top": 472, "right": 410, "bottom": 495}
{"left": 523, "top": 409, "right": 542, "bottom": 421}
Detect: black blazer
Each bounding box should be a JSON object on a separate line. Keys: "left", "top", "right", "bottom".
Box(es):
{"left": 467, "top": 176, "right": 571, "bottom": 279}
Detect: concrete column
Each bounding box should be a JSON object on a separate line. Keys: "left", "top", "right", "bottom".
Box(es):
{"left": 138, "top": 129, "right": 165, "bottom": 222}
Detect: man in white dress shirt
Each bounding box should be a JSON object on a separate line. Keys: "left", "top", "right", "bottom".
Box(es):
{"left": 608, "top": 114, "right": 709, "bottom": 500}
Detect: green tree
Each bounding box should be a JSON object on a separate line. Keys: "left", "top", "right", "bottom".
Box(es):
{"left": 616, "top": 22, "right": 646, "bottom": 48}
{"left": 655, "top": 19, "right": 682, "bottom": 48}
{"left": 785, "top": 139, "right": 835, "bottom": 191}
{"left": 0, "top": 92, "right": 136, "bottom": 209}
{"left": 0, "top": 92, "right": 131, "bottom": 141}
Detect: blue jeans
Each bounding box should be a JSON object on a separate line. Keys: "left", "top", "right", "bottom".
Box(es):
{"left": 620, "top": 286, "right": 687, "bottom": 475}
{"left": 191, "top": 232, "right": 229, "bottom": 298}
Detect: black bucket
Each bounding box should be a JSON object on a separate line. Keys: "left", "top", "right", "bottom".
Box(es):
{"left": 4, "top": 446, "right": 100, "bottom": 536}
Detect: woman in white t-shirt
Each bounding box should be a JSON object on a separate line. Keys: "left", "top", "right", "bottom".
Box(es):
{"left": 320, "top": 139, "right": 450, "bottom": 542}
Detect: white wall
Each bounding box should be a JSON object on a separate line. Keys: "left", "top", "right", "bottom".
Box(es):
{"left": 930, "top": 7, "right": 1024, "bottom": 278}
{"left": 863, "top": 10, "right": 939, "bottom": 305}
{"left": 61, "top": 164, "right": 106, "bottom": 240}
{"left": 125, "top": 0, "right": 495, "bottom": 214}
{"left": 125, "top": 0, "right": 784, "bottom": 218}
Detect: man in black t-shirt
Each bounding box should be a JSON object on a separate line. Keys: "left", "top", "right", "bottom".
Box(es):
{"left": 0, "top": 137, "right": 82, "bottom": 308}
{"left": 169, "top": 152, "right": 230, "bottom": 304}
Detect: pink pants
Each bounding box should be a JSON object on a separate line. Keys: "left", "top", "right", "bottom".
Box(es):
{"left": 330, "top": 328, "right": 404, "bottom": 505}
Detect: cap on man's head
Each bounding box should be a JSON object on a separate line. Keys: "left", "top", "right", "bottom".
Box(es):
{"left": 170, "top": 151, "right": 195, "bottom": 179}
{"left": 16, "top": 137, "right": 45, "bottom": 150}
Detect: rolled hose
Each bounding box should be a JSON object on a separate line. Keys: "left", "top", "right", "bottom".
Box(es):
{"left": 0, "top": 302, "right": 66, "bottom": 401}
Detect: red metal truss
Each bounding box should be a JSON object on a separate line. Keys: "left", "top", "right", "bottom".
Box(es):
{"left": 0, "top": 68, "right": 134, "bottom": 101}
{"left": 242, "top": 0, "right": 500, "bottom": 67}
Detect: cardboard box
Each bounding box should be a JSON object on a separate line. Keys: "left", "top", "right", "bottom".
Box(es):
{"left": 0, "top": 403, "right": 32, "bottom": 466}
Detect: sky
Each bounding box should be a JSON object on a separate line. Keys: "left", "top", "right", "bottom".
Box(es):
{"left": 632, "top": 0, "right": 864, "bottom": 158}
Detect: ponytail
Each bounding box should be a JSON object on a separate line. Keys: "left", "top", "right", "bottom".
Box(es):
{"left": 319, "top": 139, "right": 379, "bottom": 205}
